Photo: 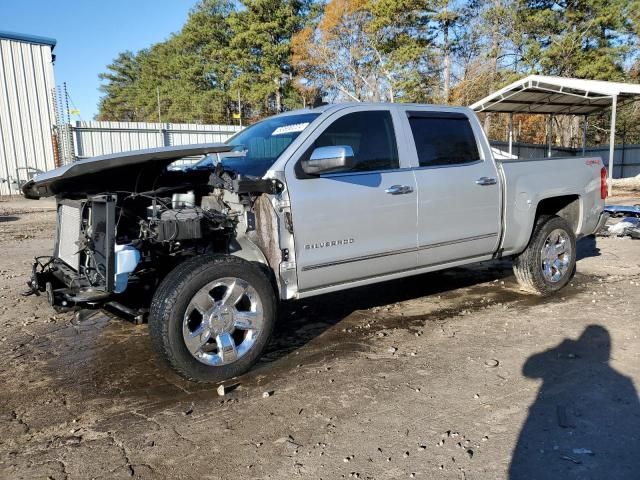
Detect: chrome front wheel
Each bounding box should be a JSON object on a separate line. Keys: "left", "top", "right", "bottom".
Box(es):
{"left": 149, "top": 255, "right": 277, "bottom": 383}
{"left": 183, "top": 277, "right": 264, "bottom": 366}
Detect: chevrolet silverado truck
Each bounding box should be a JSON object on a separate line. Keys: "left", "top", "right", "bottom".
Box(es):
{"left": 22, "top": 103, "right": 608, "bottom": 383}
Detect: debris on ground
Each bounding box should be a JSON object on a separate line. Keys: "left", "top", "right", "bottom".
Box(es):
{"left": 604, "top": 204, "right": 640, "bottom": 217}
{"left": 572, "top": 448, "right": 594, "bottom": 455}
{"left": 598, "top": 207, "right": 640, "bottom": 238}
{"left": 560, "top": 455, "right": 582, "bottom": 464}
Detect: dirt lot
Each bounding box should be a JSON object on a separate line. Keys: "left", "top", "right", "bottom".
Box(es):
{"left": 1, "top": 195, "right": 639, "bottom": 480}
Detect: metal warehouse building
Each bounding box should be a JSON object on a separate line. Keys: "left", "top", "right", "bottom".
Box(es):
{"left": 0, "top": 31, "right": 57, "bottom": 195}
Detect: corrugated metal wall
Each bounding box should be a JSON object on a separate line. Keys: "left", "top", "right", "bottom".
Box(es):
{"left": 0, "top": 38, "right": 56, "bottom": 195}
{"left": 583, "top": 145, "right": 640, "bottom": 178}
{"left": 72, "top": 121, "right": 241, "bottom": 160}
{"left": 491, "top": 141, "right": 640, "bottom": 178}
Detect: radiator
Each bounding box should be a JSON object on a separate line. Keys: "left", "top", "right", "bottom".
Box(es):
{"left": 57, "top": 204, "right": 82, "bottom": 270}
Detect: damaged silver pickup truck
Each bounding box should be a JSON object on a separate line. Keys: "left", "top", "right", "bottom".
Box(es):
{"left": 23, "top": 103, "right": 608, "bottom": 383}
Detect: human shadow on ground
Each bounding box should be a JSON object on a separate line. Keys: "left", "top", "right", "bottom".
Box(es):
{"left": 509, "top": 325, "right": 640, "bottom": 479}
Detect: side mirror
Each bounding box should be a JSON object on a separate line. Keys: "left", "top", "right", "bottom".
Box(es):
{"left": 301, "top": 145, "right": 355, "bottom": 175}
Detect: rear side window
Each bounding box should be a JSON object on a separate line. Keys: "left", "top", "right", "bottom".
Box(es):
{"left": 301, "top": 110, "right": 399, "bottom": 175}
{"left": 407, "top": 112, "right": 480, "bottom": 167}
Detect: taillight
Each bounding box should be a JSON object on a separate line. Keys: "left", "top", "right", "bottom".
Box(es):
{"left": 600, "top": 167, "right": 608, "bottom": 199}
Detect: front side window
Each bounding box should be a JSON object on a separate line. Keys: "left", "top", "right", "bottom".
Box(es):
{"left": 301, "top": 110, "right": 399, "bottom": 175}
{"left": 408, "top": 113, "right": 480, "bottom": 167}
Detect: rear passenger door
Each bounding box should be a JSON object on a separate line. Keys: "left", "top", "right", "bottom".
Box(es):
{"left": 284, "top": 106, "right": 418, "bottom": 293}
{"left": 402, "top": 109, "right": 502, "bottom": 267}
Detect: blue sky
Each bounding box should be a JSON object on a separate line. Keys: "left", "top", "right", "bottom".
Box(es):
{"left": 1, "top": 0, "right": 196, "bottom": 120}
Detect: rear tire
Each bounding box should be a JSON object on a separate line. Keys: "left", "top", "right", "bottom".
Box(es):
{"left": 513, "top": 215, "right": 576, "bottom": 296}
{"left": 149, "top": 254, "right": 277, "bottom": 383}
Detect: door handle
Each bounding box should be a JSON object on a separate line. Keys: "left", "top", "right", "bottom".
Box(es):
{"left": 385, "top": 185, "right": 413, "bottom": 195}
{"left": 476, "top": 177, "right": 497, "bottom": 186}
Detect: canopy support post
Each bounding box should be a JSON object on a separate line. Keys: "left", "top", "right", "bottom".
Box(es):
{"left": 508, "top": 113, "right": 514, "bottom": 157}
{"left": 608, "top": 96, "right": 617, "bottom": 196}
{"left": 582, "top": 115, "right": 587, "bottom": 155}
{"left": 547, "top": 114, "right": 553, "bottom": 158}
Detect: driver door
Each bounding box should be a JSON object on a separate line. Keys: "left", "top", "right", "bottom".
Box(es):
{"left": 284, "top": 107, "right": 418, "bottom": 293}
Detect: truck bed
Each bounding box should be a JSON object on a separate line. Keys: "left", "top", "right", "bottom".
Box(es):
{"left": 497, "top": 156, "right": 605, "bottom": 256}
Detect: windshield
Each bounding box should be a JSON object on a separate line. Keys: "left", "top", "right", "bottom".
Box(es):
{"left": 192, "top": 112, "right": 320, "bottom": 177}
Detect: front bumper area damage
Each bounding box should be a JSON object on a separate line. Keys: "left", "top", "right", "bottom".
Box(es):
{"left": 27, "top": 256, "right": 111, "bottom": 308}
{"left": 25, "top": 194, "right": 121, "bottom": 310}
{"left": 23, "top": 144, "right": 290, "bottom": 318}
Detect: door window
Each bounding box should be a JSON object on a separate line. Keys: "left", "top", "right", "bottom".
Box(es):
{"left": 299, "top": 110, "right": 399, "bottom": 175}
{"left": 407, "top": 112, "right": 480, "bottom": 167}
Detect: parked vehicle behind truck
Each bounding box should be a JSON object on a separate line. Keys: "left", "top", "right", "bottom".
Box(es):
{"left": 22, "top": 103, "right": 608, "bottom": 383}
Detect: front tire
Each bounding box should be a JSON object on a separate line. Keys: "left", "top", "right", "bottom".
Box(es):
{"left": 513, "top": 215, "right": 576, "bottom": 296}
{"left": 149, "top": 254, "right": 277, "bottom": 383}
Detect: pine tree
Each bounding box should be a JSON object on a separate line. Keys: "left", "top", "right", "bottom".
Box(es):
{"left": 97, "top": 51, "right": 142, "bottom": 121}
{"left": 514, "top": 0, "right": 633, "bottom": 80}
{"left": 228, "top": 0, "right": 313, "bottom": 117}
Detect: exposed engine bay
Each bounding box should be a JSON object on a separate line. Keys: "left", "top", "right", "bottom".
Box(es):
{"left": 24, "top": 145, "right": 286, "bottom": 320}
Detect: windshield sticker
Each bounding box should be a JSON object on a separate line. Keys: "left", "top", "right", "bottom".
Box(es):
{"left": 272, "top": 122, "right": 310, "bottom": 136}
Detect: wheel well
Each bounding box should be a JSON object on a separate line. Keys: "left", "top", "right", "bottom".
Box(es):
{"left": 535, "top": 195, "right": 580, "bottom": 233}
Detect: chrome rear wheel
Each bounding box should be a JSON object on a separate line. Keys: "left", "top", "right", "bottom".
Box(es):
{"left": 540, "top": 229, "right": 572, "bottom": 283}
{"left": 513, "top": 215, "right": 576, "bottom": 295}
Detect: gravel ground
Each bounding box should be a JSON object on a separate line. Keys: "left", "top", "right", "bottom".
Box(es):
{"left": 0, "top": 196, "right": 639, "bottom": 480}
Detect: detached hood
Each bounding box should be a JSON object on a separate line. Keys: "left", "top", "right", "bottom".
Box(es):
{"left": 22, "top": 144, "right": 233, "bottom": 199}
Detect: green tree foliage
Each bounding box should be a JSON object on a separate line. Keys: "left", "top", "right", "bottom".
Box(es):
{"left": 97, "top": 51, "right": 142, "bottom": 121}
{"left": 228, "top": 0, "right": 313, "bottom": 116}
{"left": 97, "top": 0, "right": 640, "bottom": 144}
{"left": 514, "top": 0, "right": 635, "bottom": 80}
{"left": 98, "top": 0, "right": 237, "bottom": 123}
{"left": 98, "top": 0, "right": 309, "bottom": 122}
{"left": 369, "top": 0, "right": 439, "bottom": 102}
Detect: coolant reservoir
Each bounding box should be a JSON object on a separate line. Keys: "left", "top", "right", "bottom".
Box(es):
{"left": 114, "top": 244, "right": 141, "bottom": 293}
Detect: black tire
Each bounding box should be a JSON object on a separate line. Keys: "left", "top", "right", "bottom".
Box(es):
{"left": 149, "top": 254, "right": 277, "bottom": 383}
{"left": 512, "top": 215, "right": 576, "bottom": 296}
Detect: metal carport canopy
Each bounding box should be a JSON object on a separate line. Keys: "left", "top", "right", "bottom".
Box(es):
{"left": 470, "top": 75, "right": 640, "bottom": 115}
{"left": 470, "top": 75, "right": 640, "bottom": 195}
